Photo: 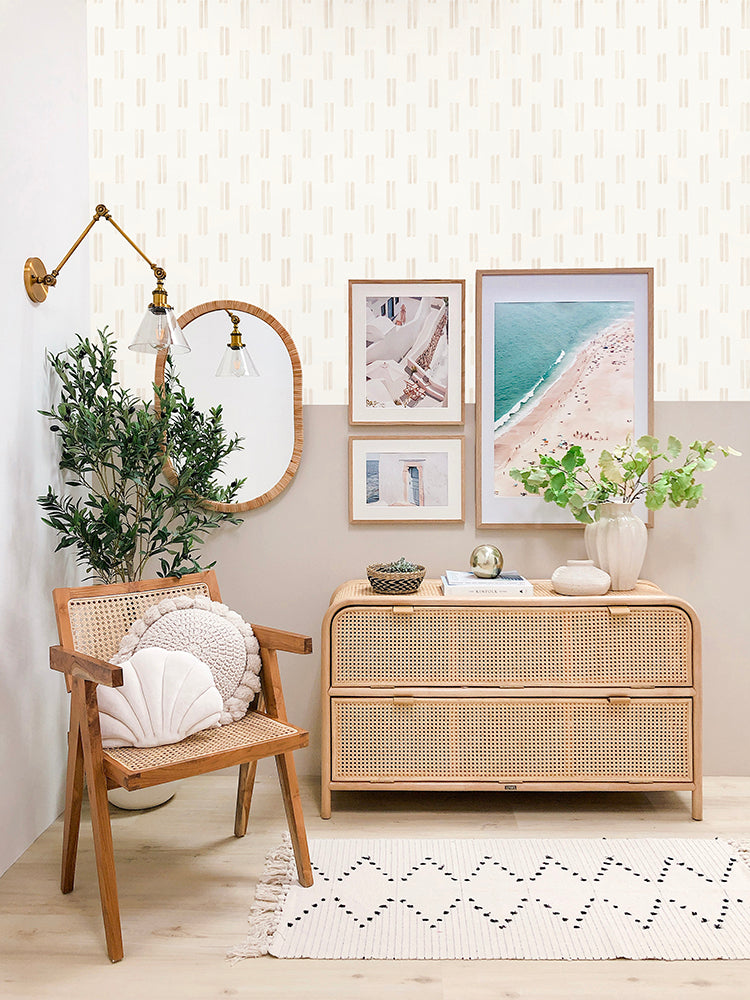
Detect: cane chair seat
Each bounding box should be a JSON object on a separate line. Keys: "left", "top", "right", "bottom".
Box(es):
{"left": 103, "top": 710, "right": 304, "bottom": 789}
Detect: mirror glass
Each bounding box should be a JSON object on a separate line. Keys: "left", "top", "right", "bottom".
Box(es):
{"left": 156, "top": 300, "right": 302, "bottom": 512}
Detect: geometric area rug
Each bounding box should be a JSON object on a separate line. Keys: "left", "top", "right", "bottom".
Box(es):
{"left": 229, "top": 837, "right": 750, "bottom": 961}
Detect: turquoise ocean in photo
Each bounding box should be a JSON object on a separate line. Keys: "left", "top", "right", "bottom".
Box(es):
{"left": 494, "top": 300, "right": 634, "bottom": 429}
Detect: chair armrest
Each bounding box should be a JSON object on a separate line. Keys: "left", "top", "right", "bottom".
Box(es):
{"left": 50, "top": 646, "right": 124, "bottom": 687}
{"left": 250, "top": 625, "right": 313, "bottom": 655}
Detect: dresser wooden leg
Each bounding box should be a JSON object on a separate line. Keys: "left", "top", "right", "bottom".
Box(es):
{"left": 321, "top": 784, "right": 331, "bottom": 820}
{"left": 692, "top": 785, "right": 703, "bottom": 821}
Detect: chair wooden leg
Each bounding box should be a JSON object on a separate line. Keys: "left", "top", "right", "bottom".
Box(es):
{"left": 77, "top": 679, "right": 124, "bottom": 963}
{"left": 259, "top": 647, "right": 313, "bottom": 885}
{"left": 275, "top": 752, "right": 313, "bottom": 887}
{"left": 234, "top": 761, "right": 257, "bottom": 838}
{"left": 61, "top": 709, "right": 85, "bottom": 894}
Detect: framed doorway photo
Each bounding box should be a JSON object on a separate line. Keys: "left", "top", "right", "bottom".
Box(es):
{"left": 349, "top": 436, "right": 465, "bottom": 523}
{"left": 476, "top": 268, "right": 653, "bottom": 528}
{"left": 349, "top": 279, "right": 465, "bottom": 425}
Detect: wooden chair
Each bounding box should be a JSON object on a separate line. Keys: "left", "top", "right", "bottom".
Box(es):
{"left": 51, "top": 570, "right": 313, "bottom": 963}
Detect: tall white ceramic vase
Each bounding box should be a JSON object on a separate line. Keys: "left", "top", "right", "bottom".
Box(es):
{"left": 584, "top": 501, "right": 648, "bottom": 591}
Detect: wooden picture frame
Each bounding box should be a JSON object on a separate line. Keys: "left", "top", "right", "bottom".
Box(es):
{"left": 349, "top": 279, "right": 465, "bottom": 425}
{"left": 476, "top": 268, "right": 653, "bottom": 528}
{"left": 349, "top": 436, "right": 465, "bottom": 523}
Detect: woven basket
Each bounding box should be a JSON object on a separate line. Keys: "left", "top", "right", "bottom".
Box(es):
{"left": 366, "top": 563, "right": 426, "bottom": 595}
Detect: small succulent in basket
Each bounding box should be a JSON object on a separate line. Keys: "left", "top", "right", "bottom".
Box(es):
{"left": 382, "top": 557, "right": 421, "bottom": 573}
{"left": 366, "top": 557, "right": 426, "bottom": 595}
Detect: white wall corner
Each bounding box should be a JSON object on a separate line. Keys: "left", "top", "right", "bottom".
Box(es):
{"left": 0, "top": 0, "right": 90, "bottom": 875}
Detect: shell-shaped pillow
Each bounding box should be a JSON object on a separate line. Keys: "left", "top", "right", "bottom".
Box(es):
{"left": 98, "top": 647, "right": 223, "bottom": 749}
{"left": 111, "top": 595, "right": 261, "bottom": 725}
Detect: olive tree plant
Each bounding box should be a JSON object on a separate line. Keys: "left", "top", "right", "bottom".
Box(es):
{"left": 39, "top": 329, "right": 244, "bottom": 583}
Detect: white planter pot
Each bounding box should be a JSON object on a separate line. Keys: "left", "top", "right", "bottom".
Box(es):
{"left": 584, "top": 501, "right": 648, "bottom": 591}
{"left": 107, "top": 781, "right": 181, "bottom": 810}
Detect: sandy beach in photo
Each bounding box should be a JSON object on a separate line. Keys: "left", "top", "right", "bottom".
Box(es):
{"left": 494, "top": 320, "right": 635, "bottom": 496}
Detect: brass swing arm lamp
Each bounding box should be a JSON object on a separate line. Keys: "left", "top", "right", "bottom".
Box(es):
{"left": 25, "top": 206, "right": 260, "bottom": 374}
{"left": 24, "top": 203, "right": 188, "bottom": 354}
{"left": 25, "top": 203, "right": 167, "bottom": 303}
{"left": 225, "top": 310, "right": 242, "bottom": 341}
{"left": 215, "top": 309, "right": 260, "bottom": 378}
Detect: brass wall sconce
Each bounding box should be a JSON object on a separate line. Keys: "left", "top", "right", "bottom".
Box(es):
{"left": 215, "top": 311, "right": 260, "bottom": 378}
{"left": 24, "top": 203, "right": 189, "bottom": 355}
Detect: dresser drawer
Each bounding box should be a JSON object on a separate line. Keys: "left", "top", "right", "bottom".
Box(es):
{"left": 330, "top": 696, "right": 694, "bottom": 783}
{"left": 331, "top": 605, "right": 693, "bottom": 688}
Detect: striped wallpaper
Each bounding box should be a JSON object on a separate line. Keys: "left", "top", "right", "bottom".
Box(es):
{"left": 87, "top": 0, "right": 750, "bottom": 402}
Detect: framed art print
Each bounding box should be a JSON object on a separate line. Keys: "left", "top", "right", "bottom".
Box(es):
{"left": 349, "top": 279, "right": 465, "bottom": 425}
{"left": 349, "top": 436, "right": 464, "bottom": 523}
{"left": 476, "top": 268, "right": 653, "bottom": 528}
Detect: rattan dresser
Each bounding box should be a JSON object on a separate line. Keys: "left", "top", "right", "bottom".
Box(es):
{"left": 320, "top": 579, "right": 702, "bottom": 820}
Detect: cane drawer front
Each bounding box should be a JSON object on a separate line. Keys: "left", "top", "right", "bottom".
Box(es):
{"left": 330, "top": 605, "right": 693, "bottom": 688}
{"left": 330, "top": 696, "right": 694, "bottom": 783}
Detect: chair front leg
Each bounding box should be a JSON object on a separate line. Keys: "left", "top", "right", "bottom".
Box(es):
{"left": 275, "top": 751, "right": 313, "bottom": 887}
{"left": 77, "top": 678, "right": 124, "bottom": 963}
{"left": 234, "top": 761, "right": 257, "bottom": 838}
{"left": 61, "top": 696, "right": 85, "bottom": 894}
{"left": 259, "top": 647, "right": 313, "bottom": 886}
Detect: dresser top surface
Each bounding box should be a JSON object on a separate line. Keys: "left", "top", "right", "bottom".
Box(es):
{"left": 329, "top": 578, "right": 669, "bottom": 609}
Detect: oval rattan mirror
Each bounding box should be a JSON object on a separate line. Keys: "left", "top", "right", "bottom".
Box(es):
{"left": 155, "top": 300, "right": 303, "bottom": 513}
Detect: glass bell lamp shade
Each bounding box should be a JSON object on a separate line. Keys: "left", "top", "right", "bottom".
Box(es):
{"left": 128, "top": 304, "right": 190, "bottom": 354}
{"left": 216, "top": 344, "right": 260, "bottom": 378}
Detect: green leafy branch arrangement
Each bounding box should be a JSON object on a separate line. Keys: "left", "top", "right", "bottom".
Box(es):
{"left": 39, "top": 329, "right": 245, "bottom": 583}
{"left": 510, "top": 435, "right": 740, "bottom": 524}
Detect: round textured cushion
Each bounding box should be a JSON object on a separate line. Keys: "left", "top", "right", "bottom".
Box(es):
{"left": 111, "top": 595, "right": 261, "bottom": 724}
{"left": 98, "top": 647, "right": 223, "bottom": 748}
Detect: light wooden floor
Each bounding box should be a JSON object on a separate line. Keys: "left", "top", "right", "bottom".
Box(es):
{"left": 1, "top": 772, "right": 749, "bottom": 998}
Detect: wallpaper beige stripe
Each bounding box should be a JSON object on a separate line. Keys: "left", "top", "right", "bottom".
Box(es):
{"left": 87, "top": 0, "right": 750, "bottom": 402}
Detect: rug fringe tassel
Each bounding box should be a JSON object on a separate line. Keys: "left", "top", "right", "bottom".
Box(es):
{"left": 227, "top": 833, "right": 296, "bottom": 963}
{"left": 727, "top": 839, "right": 750, "bottom": 869}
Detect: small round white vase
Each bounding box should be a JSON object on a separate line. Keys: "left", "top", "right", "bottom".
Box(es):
{"left": 107, "top": 781, "right": 181, "bottom": 811}
{"left": 551, "top": 559, "right": 611, "bottom": 596}
{"left": 584, "top": 501, "right": 648, "bottom": 591}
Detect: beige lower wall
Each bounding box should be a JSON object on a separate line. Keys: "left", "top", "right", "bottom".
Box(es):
{"left": 204, "top": 402, "right": 750, "bottom": 778}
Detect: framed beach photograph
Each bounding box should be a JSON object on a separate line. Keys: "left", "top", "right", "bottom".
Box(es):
{"left": 349, "top": 436, "right": 464, "bottom": 523}
{"left": 476, "top": 269, "right": 653, "bottom": 528}
{"left": 349, "top": 279, "right": 465, "bottom": 425}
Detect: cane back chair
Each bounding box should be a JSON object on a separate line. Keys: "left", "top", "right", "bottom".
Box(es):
{"left": 51, "top": 570, "right": 313, "bottom": 963}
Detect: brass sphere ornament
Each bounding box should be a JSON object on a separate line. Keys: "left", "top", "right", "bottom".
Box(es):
{"left": 470, "top": 544, "right": 504, "bottom": 579}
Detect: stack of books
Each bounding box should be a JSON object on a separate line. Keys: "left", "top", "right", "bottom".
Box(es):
{"left": 440, "top": 569, "right": 534, "bottom": 597}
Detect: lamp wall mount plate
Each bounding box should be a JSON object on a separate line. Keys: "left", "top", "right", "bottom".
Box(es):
{"left": 24, "top": 257, "right": 49, "bottom": 303}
